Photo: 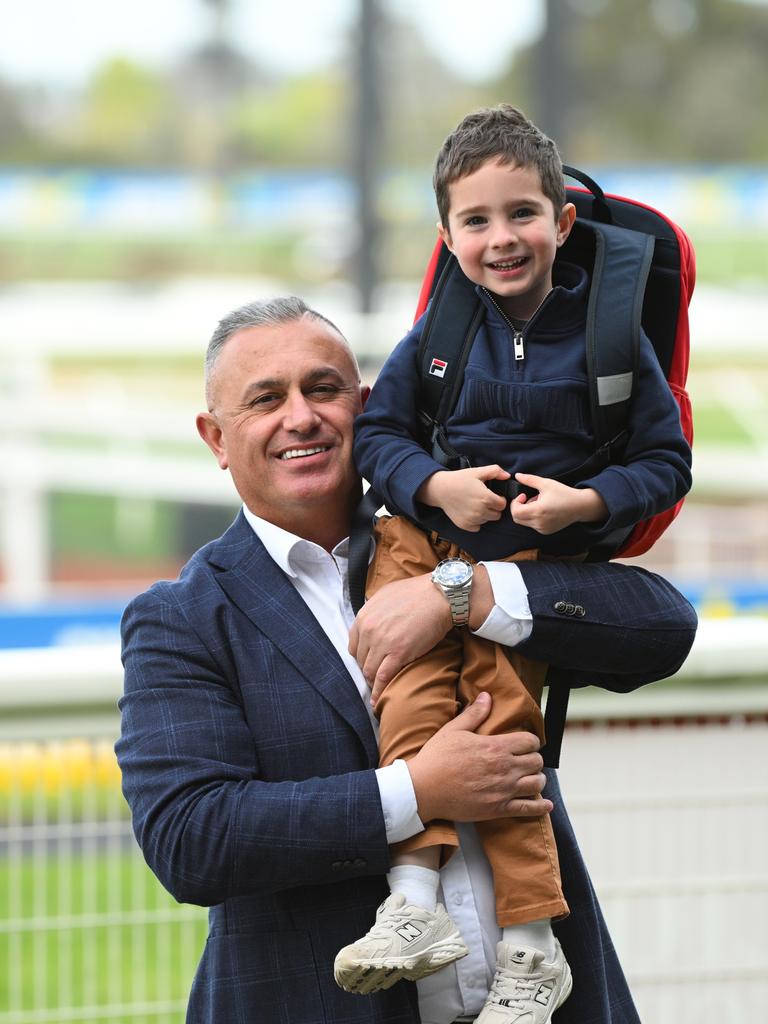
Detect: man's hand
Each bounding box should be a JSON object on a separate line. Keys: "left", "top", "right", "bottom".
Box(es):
{"left": 350, "top": 566, "right": 496, "bottom": 706}
{"left": 511, "top": 474, "right": 608, "bottom": 534}
{"left": 349, "top": 573, "right": 452, "bottom": 704}
{"left": 407, "top": 692, "right": 552, "bottom": 822}
{"left": 416, "top": 466, "right": 509, "bottom": 532}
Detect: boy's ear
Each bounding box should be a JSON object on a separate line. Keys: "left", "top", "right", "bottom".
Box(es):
{"left": 556, "top": 202, "right": 577, "bottom": 247}
{"left": 437, "top": 220, "right": 454, "bottom": 252}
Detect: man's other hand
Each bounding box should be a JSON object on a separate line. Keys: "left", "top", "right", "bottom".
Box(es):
{"left": 349, "top": 573, "right": 452, "bottom": 703}
{"left": 407, "top": 692, "right": 552, "bottom": 823}
{"left": 349, "top": 566, "right": 496, "bottom": 706}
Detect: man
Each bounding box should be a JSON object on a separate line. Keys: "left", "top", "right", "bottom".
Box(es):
{"left": 117, "top": 296, "right": 696, "bottom": 1024}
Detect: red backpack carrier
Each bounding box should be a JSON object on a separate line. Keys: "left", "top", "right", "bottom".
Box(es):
{"left": 413, "top": 166, "right": 695, "bottom": 560}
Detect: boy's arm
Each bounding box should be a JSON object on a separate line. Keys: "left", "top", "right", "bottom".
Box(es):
{"left": 547, "top": 332, "right": 692, "bottom": 541}
{"left": 353, "top": 320, "right": 462, "bottom": 520}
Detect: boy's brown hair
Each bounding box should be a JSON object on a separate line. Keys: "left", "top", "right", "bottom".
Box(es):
{"left": 433, "top": 104, "right": 566, "bottom": 228}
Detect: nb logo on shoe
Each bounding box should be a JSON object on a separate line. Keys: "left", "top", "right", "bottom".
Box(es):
{"left": 511, "top": 950, "right": 527, "bottom": 962}
{"left": 395, "top": 922, "right": 423, "bottom": 943}
{"left": 535, "top": 982, "right": 554, "bottom": 1006}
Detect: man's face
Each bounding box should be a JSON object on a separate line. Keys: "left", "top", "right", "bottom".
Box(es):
{"left": 439, "top": 158, "right": 575, "bottom": 320}
{"left": 197, "top": 316, "right": 368, "bottom": 540}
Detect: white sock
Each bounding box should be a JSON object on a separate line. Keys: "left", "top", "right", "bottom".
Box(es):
{"left": 387, "top": 864, "right": 440, "bottom": 912}
{"left": 502, "top": 919, "right": 556, "bottom": 959}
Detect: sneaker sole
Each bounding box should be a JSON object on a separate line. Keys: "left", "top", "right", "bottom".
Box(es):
{"left": 334, "top": 934, "right": 469, "bottom": 994}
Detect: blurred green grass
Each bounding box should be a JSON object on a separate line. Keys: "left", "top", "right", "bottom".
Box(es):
{"left": 0, "top": 852, "right": 206, "bottom": 1022}
{"left": 2, "top": 227, "right": 766, "bottom": 285}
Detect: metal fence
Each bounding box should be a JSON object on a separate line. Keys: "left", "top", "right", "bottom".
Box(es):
{"left": 0, "top": 737, "right": 207, "bottom": 1024}
{"left": 1, "top": 697, "right": 767, "bottom": 1023}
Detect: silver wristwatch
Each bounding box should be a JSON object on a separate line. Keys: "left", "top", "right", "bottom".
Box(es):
{"left": 431, "top": 558, "right": 474, "bottom": 626}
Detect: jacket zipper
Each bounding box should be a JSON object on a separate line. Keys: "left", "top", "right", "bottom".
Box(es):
{"left": 482, "top": 289, "right": 528, "bottom": 361}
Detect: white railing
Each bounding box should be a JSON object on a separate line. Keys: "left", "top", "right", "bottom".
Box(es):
{"left": 1, "top": 621, "right": 767, "bottom": 1022}
{"left": 0, "top": 695, "right": 765, "bottom": 1023}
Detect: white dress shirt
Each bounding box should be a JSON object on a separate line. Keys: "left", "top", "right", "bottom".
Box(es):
{"left": 242, "top": 507, "right": 533, "bottom": 1023}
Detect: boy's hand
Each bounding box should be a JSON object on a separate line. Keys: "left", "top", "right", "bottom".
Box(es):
{"left": 511, "top": 474, "right": 608, "bottom": 534}
{"left": 417, "top": 465, "right": 509, "bottom": 532}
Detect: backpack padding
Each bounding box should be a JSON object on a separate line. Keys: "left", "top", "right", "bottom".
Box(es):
{"left": 418, "top": 253, "right": 485, "bottom": 435}
{"left": 584, "top": 220, "right": 654, "bottom": 451}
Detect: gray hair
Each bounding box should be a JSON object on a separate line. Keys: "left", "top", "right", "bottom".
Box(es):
{"left": 204, "top": 296, "right": 356, "bottom": 407}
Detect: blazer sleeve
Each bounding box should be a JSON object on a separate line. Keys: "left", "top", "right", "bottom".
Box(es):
{"left": 116, "top": 585, "right": 391, "bottom": 908}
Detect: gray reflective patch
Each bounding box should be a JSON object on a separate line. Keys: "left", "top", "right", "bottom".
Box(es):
{"left": 597, "top": 372, "right": 633, "bottom": 406}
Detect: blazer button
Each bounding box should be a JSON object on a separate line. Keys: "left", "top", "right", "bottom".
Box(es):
{"left": 353, "top": 858, "right": 367, "bottom": 868}
{"left": 554, "top": 601, "right": 568, "bottom": 614}
{"left": 331, "top": 861, "right": 343, "bottom": 871}
{"left": 575, "top": 605, "right": 586, "bottom": 616}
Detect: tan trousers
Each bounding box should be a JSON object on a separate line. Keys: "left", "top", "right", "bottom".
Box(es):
{"left": 369, "top": 515, "right": 568, "bottom": 926}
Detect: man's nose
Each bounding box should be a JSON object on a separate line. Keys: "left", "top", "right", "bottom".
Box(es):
{"left": 283, "top": 391, "right": 321, "bottom": 433}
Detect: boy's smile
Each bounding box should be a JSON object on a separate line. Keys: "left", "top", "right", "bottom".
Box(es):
{"left": 438, "top": 158, "right": 575, "bottom": 321}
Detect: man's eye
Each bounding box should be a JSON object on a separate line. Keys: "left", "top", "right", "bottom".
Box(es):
{"left": 250, "top": 393, "right": 279, "bottom": 406}
{"left": 309, "top": 384, "right": 340, "bottom": 398}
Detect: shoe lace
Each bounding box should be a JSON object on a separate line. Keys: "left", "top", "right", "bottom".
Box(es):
{"left": 365, "top": 909, "right": 413, "bottom": 941}
{"left": 489, "top": 967, "right": 538, "bottom": 1010}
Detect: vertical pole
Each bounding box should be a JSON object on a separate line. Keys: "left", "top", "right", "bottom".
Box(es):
{"left": 352, "top": 0, "right": 381, "bottom": 313}
{"left": 533, "top": 0, "right": 573, "bottom": 153}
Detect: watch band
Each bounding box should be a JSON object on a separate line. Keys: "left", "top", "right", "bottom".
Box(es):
{"left": 432, "top": 559, "right": 474, "bottom": 627}
{"left": 445, "top": 584, "right": 471, "bottom": 626}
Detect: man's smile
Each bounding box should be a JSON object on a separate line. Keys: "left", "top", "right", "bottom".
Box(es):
{"left": 278, "top": 445, "right": 332, "bottom": 461}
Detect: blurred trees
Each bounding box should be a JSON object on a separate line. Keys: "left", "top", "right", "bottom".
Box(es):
{"left": 517, "top": 0, "right": 768, "bottom": 162}
{"left": 0, "top": 0, "right": 765, "bottom": 172}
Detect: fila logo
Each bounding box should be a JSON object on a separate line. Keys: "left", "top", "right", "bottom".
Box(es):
{"left": 429, "top": 357, "right": 448, "bottom": 378}
{"left": 534, "top": 982, "right": 554, "bottom": 1006}
{"left": 395, "top": 922, "right": 423, "bottom": 943}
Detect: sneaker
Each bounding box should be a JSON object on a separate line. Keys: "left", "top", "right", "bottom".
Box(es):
{"left": 475, "top": 940, "right": 572, "bottom": 1023}
{"left": 333, "top": 893, "right": 469, "bottom": 994}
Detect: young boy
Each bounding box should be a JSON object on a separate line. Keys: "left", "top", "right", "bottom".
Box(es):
{"left": 335, "top": 105, "right": 691, "bottom": 1022}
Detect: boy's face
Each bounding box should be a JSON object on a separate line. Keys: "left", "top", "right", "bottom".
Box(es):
{"left": 438, "top": 158, "right": 576, "bottom": 321}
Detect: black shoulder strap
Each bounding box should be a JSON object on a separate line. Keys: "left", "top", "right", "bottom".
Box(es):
{"left": 348, "top": 487, "right": 382, "bottom": 615}
{"left": 584, "top": 220, "right": 655, "bottom": 452}
{"left": 417, "top": 253, "right": 485, "bottom": 436}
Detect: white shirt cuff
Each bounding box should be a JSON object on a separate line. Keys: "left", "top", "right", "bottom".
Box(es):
{"left": 375, "top": 759, "right": 425, "bottom": 844}
{"left": 472, "top": 560, "right": 533, "bottom": 647}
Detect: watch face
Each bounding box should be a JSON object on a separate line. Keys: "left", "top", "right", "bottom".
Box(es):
{"left": 435, "top": 559, "right": 473, "bottom": 587}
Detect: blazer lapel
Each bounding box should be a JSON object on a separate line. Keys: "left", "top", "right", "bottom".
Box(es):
{"left": 209, "top": 513, "right": 378, "bottom": 762}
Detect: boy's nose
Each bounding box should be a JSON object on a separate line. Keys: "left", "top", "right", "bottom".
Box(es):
{"left": 490, "top": 221, "right": 518, "bottom": 248}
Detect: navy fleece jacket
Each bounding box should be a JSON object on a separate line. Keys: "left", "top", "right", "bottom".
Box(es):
{"left": 353, "top": 263, "right": 692, "bottom": 561}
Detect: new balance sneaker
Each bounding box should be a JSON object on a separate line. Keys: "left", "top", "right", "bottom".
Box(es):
{"left": 333, "top": 893, "right": 469, "bottom": 995}
{"left": 475, "top": 940, "right": 572, "bottom": 1023}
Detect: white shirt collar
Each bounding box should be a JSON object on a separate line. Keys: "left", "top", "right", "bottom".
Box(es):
{"left": 241, "top": 505, "right": 350, "bottom": 578}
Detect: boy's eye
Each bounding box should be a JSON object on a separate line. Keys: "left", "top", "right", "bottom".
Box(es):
{"left": 513, "top": 207, "right": 534, "bottom": 219}
{"left": 465, "top": 215, "right": 486, "bottom": 227}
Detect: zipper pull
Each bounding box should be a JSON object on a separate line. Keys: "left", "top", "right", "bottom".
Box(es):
{"left": 513, "top": 330, "right": 525, "bottom": 361}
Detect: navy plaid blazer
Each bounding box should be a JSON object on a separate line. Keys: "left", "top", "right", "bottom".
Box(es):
{"left": 118, "top": 511, "right": 694, "bottom": 1022}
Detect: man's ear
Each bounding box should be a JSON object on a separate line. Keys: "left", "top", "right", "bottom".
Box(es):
{"left": 556, "top": 202, "right": 577, "bottom": 247}
{"left": 196, "top": 411, "right": 228, "bottom": 470}
{"left": 437, "top": 220, "right": 454, "bottom": 253}
{"left": 360, "top": 384, "right": 371, "bottom": 410}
